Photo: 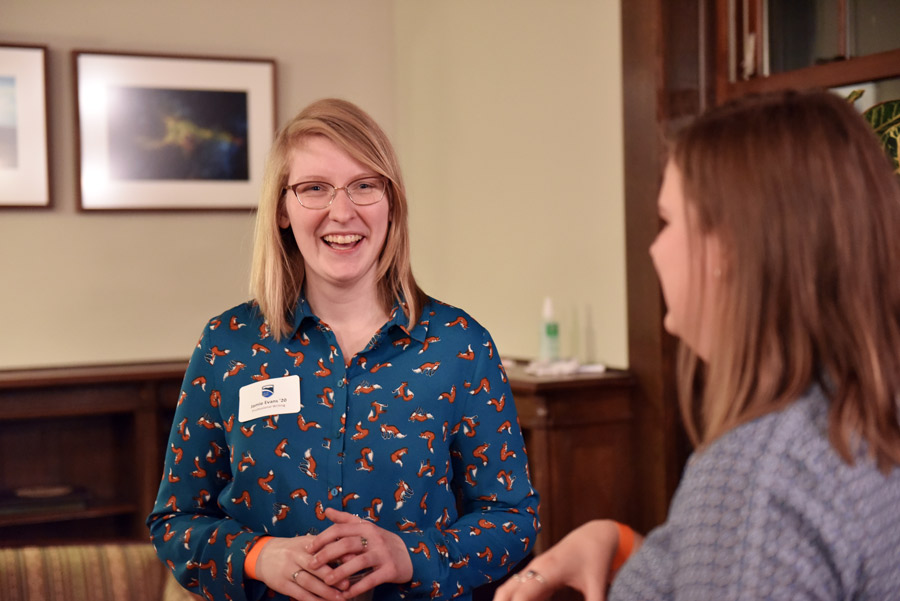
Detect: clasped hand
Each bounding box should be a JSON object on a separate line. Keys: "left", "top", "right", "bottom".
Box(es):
{"left": 256, "top": 507, "right": 414, "bottom": 601}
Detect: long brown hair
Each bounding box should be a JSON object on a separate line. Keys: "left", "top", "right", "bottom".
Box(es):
{"left": 672, "top": 89, "right": 900, "bottom": 471}
{"left": 250, "top": 98, "right": 427, "bottom": 339}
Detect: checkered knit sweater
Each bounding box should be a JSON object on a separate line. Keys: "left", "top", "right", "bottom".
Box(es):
{"left": 610, "top": 385, "right": 900, "bottom": 600}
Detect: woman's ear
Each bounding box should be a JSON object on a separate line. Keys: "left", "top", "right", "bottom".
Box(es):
{"left": 705, "top": 232, "right": 727, "bottom": 279}
{"left": 277, "top": 202, "right": 291, "bottom": 229}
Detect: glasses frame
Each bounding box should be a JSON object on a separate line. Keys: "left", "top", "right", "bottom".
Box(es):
{"left": 282, "top": 176, "right": 388, "bottom": 210}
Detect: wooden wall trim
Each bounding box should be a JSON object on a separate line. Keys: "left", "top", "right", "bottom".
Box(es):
{"left": 622, "top": 0, "right": 672, "bottom": 533}
{"left": 722, "top": 47, "right": 900, "bottom": 101}
{"left": 0, "top": 360, "right": 188, "bottom": 389}
{"left": 622, "top": 0, "right": 710, "bottom": 532}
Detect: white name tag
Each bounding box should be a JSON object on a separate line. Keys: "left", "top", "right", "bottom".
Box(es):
{"left": 238, "top": 375, "right": 301, "bottom": 423}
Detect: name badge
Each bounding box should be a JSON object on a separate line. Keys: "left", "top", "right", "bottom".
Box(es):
{"left": 239, "top": 375, "right": 301, "bottom": 423}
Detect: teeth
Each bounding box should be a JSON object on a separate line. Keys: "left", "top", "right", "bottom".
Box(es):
{"left": 324, "top": 234, "right": 362, "bottom": 245}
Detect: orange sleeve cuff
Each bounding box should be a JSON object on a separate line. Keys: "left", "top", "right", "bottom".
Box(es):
{"left": 244, "top": 536, "right": 273, "bottom": 581}
{"left": 610, "top": 522, "right": 635, "bottom": 577}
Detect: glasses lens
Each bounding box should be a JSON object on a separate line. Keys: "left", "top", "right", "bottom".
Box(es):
{"left": 294, "top": 182, "right": 334, "bottom": 209}
{"left": 347, "top": 177, "right": 386, "bottom": 205}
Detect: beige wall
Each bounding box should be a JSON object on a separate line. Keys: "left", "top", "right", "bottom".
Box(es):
{"left": 395, "top": 1, "right": 626, "bottom": 366}
{"left": 0, "top": 0, "right": 626, "bottom": 370}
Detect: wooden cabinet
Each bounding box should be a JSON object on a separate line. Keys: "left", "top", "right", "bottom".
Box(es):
{"left": 0, "top": 362, "right": 184, "bottom": 544}
{"left": 505, "top": 365, "right": 636, "bottom": 554}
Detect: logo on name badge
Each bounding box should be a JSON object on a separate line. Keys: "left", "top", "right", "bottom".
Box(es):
{"left": 261, "top": 385, "right": 275, "bottom": 398}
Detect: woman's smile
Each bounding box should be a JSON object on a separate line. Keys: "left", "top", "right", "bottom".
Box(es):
{"left": 322, "top": 233, "right": 364, "bottom": 250}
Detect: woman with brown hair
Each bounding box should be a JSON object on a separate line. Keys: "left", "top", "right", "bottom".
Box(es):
{"left": 497, "top": 89, "right": 900, "bottom": 600}
{"left": 148, "top": 98, "right": 539, "bottom": 601}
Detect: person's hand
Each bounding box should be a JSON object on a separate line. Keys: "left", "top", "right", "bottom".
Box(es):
{"left": 254, "top": 534, "right": 345, "bottom": 601}
{"left": 306, "top": 507, "right": 414, "bottom": 598}
{"left": 494, "top": 520, "right": 621, "bottom": 601}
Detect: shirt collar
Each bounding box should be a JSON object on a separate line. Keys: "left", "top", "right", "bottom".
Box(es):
{"left": 289, "top": 294, "right": 316, "bottom": 333}
{"left": 288, "top": 293, "right": 431, "bottom": 344}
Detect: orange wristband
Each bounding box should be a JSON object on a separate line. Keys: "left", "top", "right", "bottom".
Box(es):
{"left": 244, "top": 536, "right": 273, "bottom": 580}
{"left": 610, "top": 522, "right": 635, "bottom": 577}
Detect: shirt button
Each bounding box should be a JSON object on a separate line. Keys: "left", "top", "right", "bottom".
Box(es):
{"left": 330, "top": 487, "right": 339, "bottom": 497}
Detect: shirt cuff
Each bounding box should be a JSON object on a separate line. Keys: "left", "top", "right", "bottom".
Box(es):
{"left": 610, "top": 522, "right": 635, "bottom": 577}
{"left": 396, "top": 530, "right": 442, "bottom": 594}
{"left": 244, "top": 536, "right": 273, "bottom": 581}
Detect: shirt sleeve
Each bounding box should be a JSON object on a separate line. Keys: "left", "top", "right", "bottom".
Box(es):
{"left": 146, "top": 322, "right": 267, "bottom": 601}
{"left": 395, "top": 328, "right": 541, "bottom": 599}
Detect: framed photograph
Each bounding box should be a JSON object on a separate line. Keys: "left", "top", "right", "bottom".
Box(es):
{"left": 0, "top": 44, "right": 50, "bottom": 208}
{"left": 73, "top": 50, "right": 275, "bottom": 210}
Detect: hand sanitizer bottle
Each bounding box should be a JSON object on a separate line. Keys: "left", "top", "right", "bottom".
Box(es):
{"left": 539, "top": 297, "right": 560, "bottom": 362}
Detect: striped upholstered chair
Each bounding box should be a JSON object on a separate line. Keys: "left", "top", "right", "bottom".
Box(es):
{"left": 0, "top": 542, "right": 201, "bottom": 601}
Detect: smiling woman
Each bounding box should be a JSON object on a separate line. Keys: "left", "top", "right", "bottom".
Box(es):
{"left": 146, "top": 98, "right": 541, "bottom": 601}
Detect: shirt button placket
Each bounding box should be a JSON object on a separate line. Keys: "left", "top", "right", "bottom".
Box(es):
{"left": 327, "top": 363, "right": 349, "bottom": 508}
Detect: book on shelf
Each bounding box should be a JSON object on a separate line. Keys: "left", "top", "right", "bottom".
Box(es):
{"left": 0, "top": 485, "right": 91, "bottom": 516}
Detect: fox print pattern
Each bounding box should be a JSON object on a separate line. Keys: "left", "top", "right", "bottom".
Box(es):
{"left": 147, "top": 296, "right": 540, "bottom": 601}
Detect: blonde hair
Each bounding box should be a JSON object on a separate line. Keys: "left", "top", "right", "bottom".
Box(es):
{"left": 250, "top": 98, "right": 426, "bottom": 340}
{"left": 672, "top": 89, "right": 900, "bottom": 471}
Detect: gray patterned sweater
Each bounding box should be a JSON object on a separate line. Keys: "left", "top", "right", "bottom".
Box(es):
{"left": 610, "top": 385, "right": 900, "bottom": 600}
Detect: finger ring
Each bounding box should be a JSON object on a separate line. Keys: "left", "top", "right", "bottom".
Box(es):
{"left": 360, "top": 536, "right": 368, "bottom": 549}
{"left": 291, "top": 569, "right": 301, "bottom": 582}
{"left": 524, "top": 570, "right": 547, "bottom": 584}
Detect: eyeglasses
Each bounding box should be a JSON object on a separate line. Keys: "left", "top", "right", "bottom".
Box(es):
{"left": 283, "top": 176, "right": 387, "bottom": 210}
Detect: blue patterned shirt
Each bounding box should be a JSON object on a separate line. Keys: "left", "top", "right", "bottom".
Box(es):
{"left": 147, "top": 296, "right": 540, "bottom": 601}
{"left": 611, "top": 385, "right": 900, "bottom": 600}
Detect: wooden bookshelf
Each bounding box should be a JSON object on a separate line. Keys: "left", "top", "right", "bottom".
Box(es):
{"left": 0, "top": 361, "right": 185, "bottom": 544}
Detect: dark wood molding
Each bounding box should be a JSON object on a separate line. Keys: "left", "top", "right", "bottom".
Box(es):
{"left": 622, "top": 0, "right": 710, "bottom": 532}
{"left": 622, "top": 0, "right": 672, "bottom": 533}
{"left": 720, "top": 47, "right": 900, "bottom": 101}
{"left": 0, "top": 360, "right": 187, "bottom": 389}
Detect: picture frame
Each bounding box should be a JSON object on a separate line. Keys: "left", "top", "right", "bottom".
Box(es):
{"left": 73, "top": 50, "right": 276, "bottom": 211}
{"left": 0, "top": 43, "right": 50, "bottom": 208}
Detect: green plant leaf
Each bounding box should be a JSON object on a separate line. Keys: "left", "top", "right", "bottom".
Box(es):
{"left": 846, "top": 89, "right": 865, "bottom": 104}
{"left": 863, "top": 100, "right": 900, "bottom": 174}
